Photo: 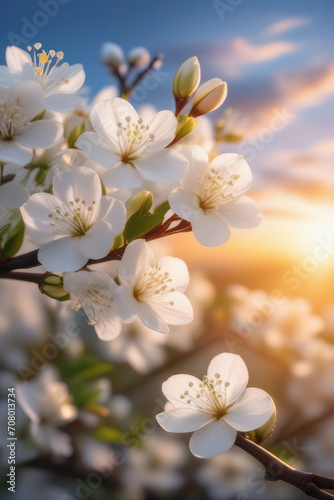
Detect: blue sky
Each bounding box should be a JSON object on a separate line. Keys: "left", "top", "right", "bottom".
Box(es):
{"left": 1, "top": 0, "right": 334, "bottom": 186}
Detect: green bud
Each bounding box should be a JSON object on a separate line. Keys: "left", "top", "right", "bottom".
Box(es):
{"left": 190, "top": 78, "right": 228, "bottom": 118}
{"left": 41, "top": 275, "right": 70, "bottom": 301}
{"left": 175, "top": 114, "right": 198, "bottom": 140}
{"left": 127, "top": 191, "right": 153, "bottom": 218}
{"left": 173, "top": 56, "right": 201, "bottom": 99}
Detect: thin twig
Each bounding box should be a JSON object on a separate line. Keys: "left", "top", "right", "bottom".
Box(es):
{"left": 235, "top": 434, "right": 334, "bottom": 499}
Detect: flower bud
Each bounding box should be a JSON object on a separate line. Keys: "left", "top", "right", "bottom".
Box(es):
{"left": 41, "top": 274, "right": 70, "bottom": 301}
{"left": 175, "top": 114, "right": 198, "bottom": 140}
{"left": 190, "top": 78, "right": 227, "bottom": 118}
{"left": 100, "top": 42, "right": 125, "bottom": 70}
{"left": 173, "top": 56, "right": 201, "bottom": 99}
{"left": 127, "top": 46, "right": 151, "bottom": 68}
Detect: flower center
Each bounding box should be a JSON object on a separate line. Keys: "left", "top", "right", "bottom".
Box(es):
{"left": 134, "top": 262, "right": 175, "bottom": 303}
{"left": 197, "top": 166, "right": 240, "bottom": 212}
{"left": 27, "top": 43, "right": 70, "bottom": 90}
{"left": 70, "top": 285, "right": 114, "bottom": 325}
{"left": 47, "top": 197, "right": 97, "bottom": 236}
{"left": 179, "top": 373, "right": 231, "bottom": 419}
{"left": 0, "top": 97, "right": 25, "bottom": 140}
{"left": 116, "top": 115, "right": 155, "bottom": 162}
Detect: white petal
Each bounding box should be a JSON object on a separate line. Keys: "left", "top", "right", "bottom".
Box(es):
{"left": 207, "top": 353, "right": 249, "bottom": 406}
{"left": 191, "top": 211, "right": 231, "bottom": 246}
{"left": 136, "top": 301, "right": 169, "bottom": 333}
{"left": 44, "top": 93, "right": 83, "bottom": 112}
{"left": 46, "top": 64, "right": 85, "bottom": 94}
{"left": 16, "top": 383, "right": 40, "bottom": 422}
{"left": 0, "top": 65, "right": 15, "bottom": 87}
{"left": 8, "top": 80, "right": 45, "bottom": 121}
{"left": 134, "top": 149, "right": 188, "bottom": 183}
{"left": 14, "top": 119, "right": 64, "bottom": 149}
{"left": 21, "top": 192, "right": 67, "bottom": 243}
{"left": 102, "top": 162, "right": 143, "bottom": 189}
{"left": 178, "top": 145, "right": 208, "bottom": 189}
{"left": 169, "top": 187, "right": 200, "bottom": 221}
{"left": 76, "top": 132, "right": 120, "bottom": 167}
{"left": 148, "top": 291, "right": 193, "bottom": 326}
{"left": 161, "top": 374, "right": 203, "bottom": 409}
{"left": 156, "top": 408, "right": 212, "bottom": 433}
{"left": 0, "top": 181, "right": 28, "bottom": 208}
{"left": 210, "top": 154, "right": 253, "bottom": 196}
{"left": 91, "top": 98, "right": 138, "bottom": 141}
{"left": 0, "top": 140, "right": 32, "bottom": 166}
{"left": 144, "top": 110, "right": 177, "bottom": 152}
{"left": 98, "top": 196, "right": 126, "bottom": 234}
{"left": 79, "top": 220, "right": 114, "bottom": 260}
{"left": 30, "top": 423, "right": 73, "bottom": 457}
{"left": 113, "top": 286, "right": 138, "bottom": 321}
{"left": 94, "top": 308, "right": 122, "bottom": 341}
{"left": 218, "top": 196, "right": 263, "bottom": 229}
{"left": 153, "top": 256, "right": 190, "bottom": 292}
{"left": 53, "top": 166, "right": 101, "bottom": 218}
{"left": 224, "top": 388, "right": 275, "bottom": 431}
{"left": 189, "top": 419, "right": 237, "bottom": 458}
{"left": 119, "top": 239, "right": 154, "bottom": 286}
{"left": 38, "top": 237, "right": 88, "bottom": 272}
{"left": 6, "top": 46, "right": 33, "bottom": 81}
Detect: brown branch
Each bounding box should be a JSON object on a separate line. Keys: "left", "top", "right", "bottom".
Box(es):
{"left": 235, "top": 434, "right": 334, "bottom": 499}
{"left": 0, "top": 216, "right": 191, "bottom": 279}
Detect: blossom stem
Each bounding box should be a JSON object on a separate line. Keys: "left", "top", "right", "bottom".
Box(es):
{"left": 125, "top": 53, "right": 163, "bottom": 98}
{"left": 235, "top": 433, "right": 334, "bottom": 499}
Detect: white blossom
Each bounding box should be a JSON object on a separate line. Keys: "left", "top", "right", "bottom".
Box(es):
{"left": 76, "top": 97, "right": 188, "bottom": 189}
{"left": 116, "top": 239, "right": 193, "bottom": 334}
{"left": 0, "top": 44, "right": 85, "bottom": 112}
{"left": 21, "top": 166, "right": 126, "bottom": 272}
{"left": 156, "top": 353, "right": 274, "bottom": 458}
{"left": 169, "top": 145, "right": 262, "bottom": 246}
{"left": 0, "top": 81, "right": 63, "bottom": 165}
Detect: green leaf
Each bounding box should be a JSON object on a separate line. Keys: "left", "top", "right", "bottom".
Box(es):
{"left": 154, "top": 200, "right": 170, "bottom": 217}
{"left": 0, "top": 215, "right": 25, "bottom": 259}
{"left": 93, "top": 426, "right": 123, "bottom": 443}
{"left": 59, "top": 354, "right": 112, "bottom": 381}
{"left": 123, "top": 212, "right": 163, "bottom": 243}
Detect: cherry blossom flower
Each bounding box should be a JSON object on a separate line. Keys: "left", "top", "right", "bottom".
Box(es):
{"left": 63, "top": 269, "right": 123, "bottom": 341}
{"left": 0, "top": 44, "right": 85, "bottom": 112}
{"left": 0, "top": 81, "right": 63, "bottom": 165}
{"left": 16, "top": 366, "right": 78, "bottom": 457}
{"left": 76, "top": 97, "right": 188, "bottom": 189}
{"left": 169, "top": 145, "right": 262, "bottom": 246}
{"left": 156, "top": 353, "right": 274, "bottom": 458}
{"left": 116, "top": 239, "right": 193, "bottom": 334}
{"left": 21, "top": 166, "right": 126, "bottom": 272}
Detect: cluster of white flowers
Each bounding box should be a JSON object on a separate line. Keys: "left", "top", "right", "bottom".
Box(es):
{"left": 0, "top": 44, "right": 262, "bottom": 343}
{"left": 0, "top": 43, "right": 277, "bottom": 477}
